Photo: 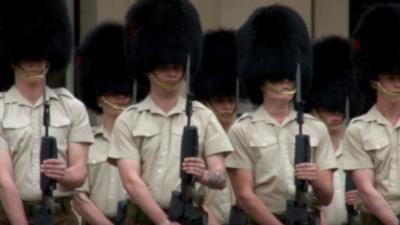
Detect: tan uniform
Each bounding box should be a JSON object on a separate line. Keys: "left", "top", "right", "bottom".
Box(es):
{"left": 226, "top": 106, "right": 338, "bottom": 215}
{"left": 0, "top": 86, "right": 94, "bottom": 225}
{"left": 343, "top": 105, "right": 400, "bottom": 215}
{"left": 80, "top": 125, "right": 127, "bottom": 218}
{"left": 0, "top": 86, "right": 94, "bottom": 199}
{"left": 108, "top": 96, "right": 233, "bottom": 209}
{"left": 321, "top": 143, "right": 347, "bottom": 225}
{"left": 204, "top": 180, "right": 236, "bottom": 225}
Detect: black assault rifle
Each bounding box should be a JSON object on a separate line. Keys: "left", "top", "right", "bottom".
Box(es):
{"left": 35, "top": 71, "right": 58, "bottom": 225}
{"left": 168, "top": 55, "right": 207, "bottom": 225}
{"left": 286, "top": 64, "right": 317, "bottom": 225}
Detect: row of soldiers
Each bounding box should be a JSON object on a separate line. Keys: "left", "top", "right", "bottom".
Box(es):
{"left": 0, "top": 0, "right": 399, "bottom": 224}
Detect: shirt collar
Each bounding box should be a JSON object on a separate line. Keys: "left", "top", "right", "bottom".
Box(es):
{"left": 5, "top": 85, "right": 59, "bottom": 106}
{"left": 135, "top": 95, "right": 186, "bottom": 116}
{"left": 93, "top": 124, "right": 110, "bottom": 141}
{"left": 251, "top": 105, "right": 297, "bottom": 127}
{"left": 362, "top": 105, "right": 392, "bottom": 126}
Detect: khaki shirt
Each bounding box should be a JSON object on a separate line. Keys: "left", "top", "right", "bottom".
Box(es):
{"left": 343, "top": 105, "right": 400, "bottom": 214}
{"left": 0, "top": 86, "right": 94, "bottom": 201}
{"left": 322, "top": 143, "right": 347, "bottom": 225}
{"left": 204, "top": 180, "right": 235, "bottom": 225}
{"left": 226, "top": 106, "right": 337, "bottom": 214}
{"left": 81, "top": 125, "right": 127, "bottom": 217}
{"left": 108, "top": 96, "right": 234, "bottom": 209}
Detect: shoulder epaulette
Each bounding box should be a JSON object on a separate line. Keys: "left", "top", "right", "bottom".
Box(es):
{"left": 54, "top": 87, "right": 74, "bottom": 99}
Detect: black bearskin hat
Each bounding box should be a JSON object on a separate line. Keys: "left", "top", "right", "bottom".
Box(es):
{"left": 306, "top": 36, "right": 363, "bottom": 118}
{"left": 237, "top": 5, "right": 312, "bottom": 105}
{"left": 353, "top": 4, "right": 400, "bottom": 101}
{"left": 125, "top": 0, "right": 202, "bottom": 88}
{"left": 76, "top": 23, "right": 132, "bottom": 113}
{"left": 193, "top": 29, "right": 238, "bottom": 102}
{"left": 0, "top": 0, "right": 72, "bottom": 71}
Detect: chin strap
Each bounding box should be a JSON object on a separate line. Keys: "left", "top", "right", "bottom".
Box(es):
{"left": 15, "top": 65, "right": 48, "bottom": 81}
{"left": 266, "top": 81, "right": 296, "bottom": 96}
{"left": 100, "top": 96, "right": 130, "bottom": 111}
{"left": 371, "top": 80, "right": 400, "bottom": 101}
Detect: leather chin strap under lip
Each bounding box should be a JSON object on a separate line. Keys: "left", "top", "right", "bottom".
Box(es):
{"left": 205, "top": 101, "right": 237, "bottom": 118}
{"left": 15, "top": 65, "right": 49, "bottom": 81}
{"left": 147, "top": 72, "right": 184, "bottom": 90}
{"left": 265, "top": 81, "right": 296, "bottom": 96}
{"left": 312, "top": 108, "right": 344, "bottom": 131}
{"left": 371, "top": 80, "right": 400, "bottom": 101}
{"left": 100, "top": 96, "right": 130, "bottom": 111}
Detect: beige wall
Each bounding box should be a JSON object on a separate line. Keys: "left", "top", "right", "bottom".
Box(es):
{"left": 79, "top": 0, "right": 349, "bottom": 42}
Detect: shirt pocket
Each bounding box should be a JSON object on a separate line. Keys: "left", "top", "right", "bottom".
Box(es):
{"left": 248, "top": 136, "right": 279, "bottom": 171}
{"left": 2, "top": 119, "right": 31, "bottom": 153}
{"left": 48, "top": 116, "right": 71, "bottom": 156}
{"left": 363, "top": 137, "right": 390, "bottom": 175}
{"left": 131, "top": 126, "right": 161, "bottom": 160}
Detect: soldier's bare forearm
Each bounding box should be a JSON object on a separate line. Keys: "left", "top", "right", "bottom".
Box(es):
{"left": 199, "top": 170, "right": 226, "bottom": 189}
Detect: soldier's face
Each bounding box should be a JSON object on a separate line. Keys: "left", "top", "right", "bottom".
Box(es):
{"left": 99, "top": 93, "right": 132, "bottom": 117}
{"left": 262, "top": 79, "right": 295, "bottom": 103}
{"left": 378, "top": 74, "right": 400, "bottom": 94}
{"left": 209, "top": 96, "right": 236, "bottom": 127}
{"left": 315, "top": 108, "right": 344, "bottom": 132}
{"left": 13, "top": 59, "right": 49, "bottom": 82}
{"left": 152, "top": 64, "right": 184, "bottom": 85}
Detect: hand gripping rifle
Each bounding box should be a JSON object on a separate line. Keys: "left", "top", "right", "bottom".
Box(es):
{"left": 286, "top": 64, "right": 316, "bottom": 225}
{"left": 343, "top": 175, "right": 360, "bottom": 225}
{"left": 35, "top": 71, "right": 58, "bottom": 225}
{"left": 168, "top": 55, "right": 207, "bottom": 225}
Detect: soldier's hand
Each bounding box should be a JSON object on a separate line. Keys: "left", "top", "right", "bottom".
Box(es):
{"left": 295, "top": 162, "right": 317, "bottom": 182}
{"left": 345, "top": 190, "right": 358, "bottom": 205}
{"left": 41, "top": 158, "right": 67, "bottom": 181}
{"left": 182, "top": 157, "right": 206, "bottom": 180}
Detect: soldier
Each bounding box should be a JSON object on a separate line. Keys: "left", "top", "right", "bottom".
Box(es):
{"left": 342, "top": 4, "right": 400, "bottom": 225}
{"left": 305, "top": 36, "right": 362, "bottom": 225}
{"left": 107, "top": 0, "right": 234, "bottom": 225}
{"left": 0, "top": 0, "right": 94, "bottom": 224}
{"left": 72, "top": 23, "right": 133, "bottom": 225}
{"left": 192, "top": 30, "right": 238, "bottom": 225}
{"left": 225, "top": 5, "right": 338, "bottom": 224}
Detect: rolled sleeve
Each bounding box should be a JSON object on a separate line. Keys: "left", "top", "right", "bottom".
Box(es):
{"left": 108, "top": 111, "right": 140, "bottom": 161}
{"left": 226, "top": 123, "right": 252, "bottom": 169}
{"left": 68, "top": 100, "right": 94, "bottom": 144}
{"left": 203, "top": 112, "right": 233, "bottom": 157}
{"left": 314, "top": 123, "right": 338, "bottom": 171}
{"left": 342, "top": 125, "right": 373, "bottom": 170}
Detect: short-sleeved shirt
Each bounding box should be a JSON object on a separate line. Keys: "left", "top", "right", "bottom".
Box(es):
{"left": 79, "top": 125, "right": 127, "bottom": 217}
{"left": 108, "top": 96, "right": 234, "bottom": 209}
{"left": 226, "top": 106, "right": 337, "bottom": 215}
{"left": 322, "top": 143, "right": 347, "bottom": 225}
{"left": 342, "top": 105, "right": 400, "bottom": 214}
{"left": 0, "top": 86, "right": 94, "bottom": 201}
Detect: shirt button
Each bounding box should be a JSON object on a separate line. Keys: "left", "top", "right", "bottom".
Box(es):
{"left": 157, "top": 169, "right": 162, "bottom": 173}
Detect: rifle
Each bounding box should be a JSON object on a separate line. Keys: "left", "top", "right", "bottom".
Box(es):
{"left": 35, "top": 70, "right": 58, "bottom": 225}
{"left": 168, "top": 55, "right": 207, "bottom": 225}
{"left": 286, "top": 64, "right": 317, "bottom": 225}
{"left": 343, "top": 175, "right": 360, "bottom": 225}
{"left": 229, "top": 205, "right": 246, "bottom": 225}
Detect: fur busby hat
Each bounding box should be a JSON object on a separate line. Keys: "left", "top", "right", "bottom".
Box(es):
{"left": 76, "top": 23, "right": 132, "bottom": 113}
{"left": 193, "top": 29, "right": 238, "bottom": 101}
{"left": 0, "top": 0, "right": 72, "bottom": 71}
{"left": 353, "top": 4, "right": 400, "bottom": 99}
{"left": 237, "top": 5, "right": 312, "bottom": 105}
{"left": 125, "top": 0, "right": 202, "bottom": 88}
{"left": 306, "top": 36, "right": 363, "bottom": 118}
